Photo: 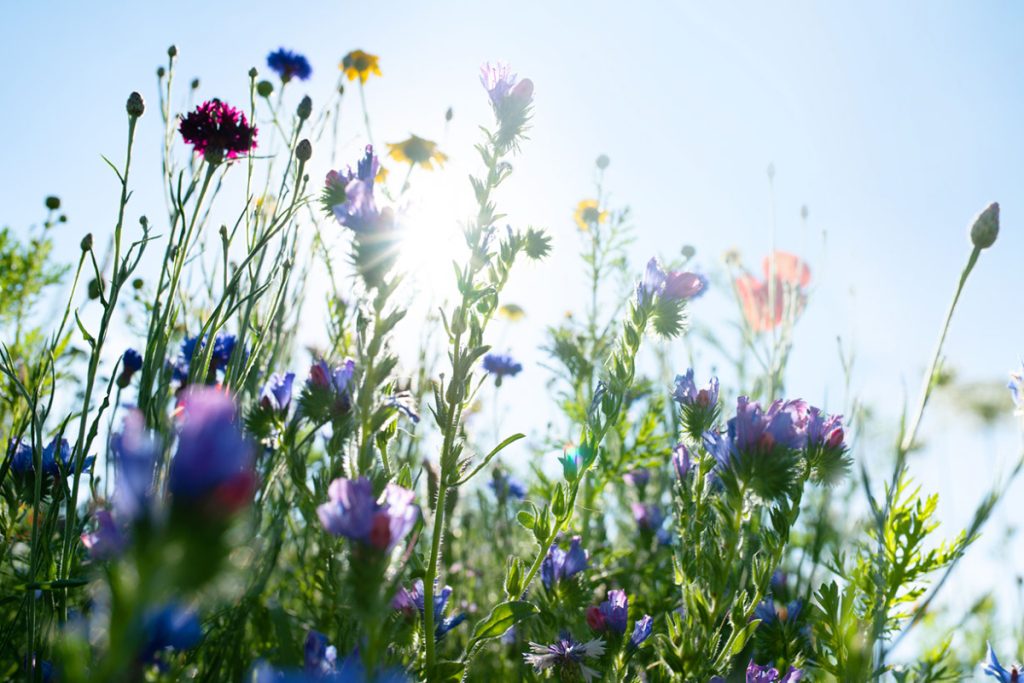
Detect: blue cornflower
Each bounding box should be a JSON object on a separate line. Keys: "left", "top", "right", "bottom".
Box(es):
{"left": 173, "top": 333, "right": 241, "bottom": 383}
{"left": 524, "top": 632, "right": 605, "bottom": 683}
{"left": 392, "top": 579, "right": 467, "bottom": 641}
{"left": 541, "top": 536, "right": 588, "bottom": 590}
{"left": 260, "top": 371, "right": 296, "bottom": 413}
{"left": 984, "top": 642, "right": 1022, "bottom": 682}
{"left": 753, "top": 597, "right": 803, "bottom": 625}
{"left": 267, "top": 48, "right": 312, "bottom": 82}
{"left": 7, "top": 437, "right": 93, "bottom": 479}
{"left": 482, "top": 353, "right": 522, "bottom": 386}
{"left": 140, "top": 603, "right": 202, "bottom": 664}
{"left": 317, "top": 477, "right": 419, "bottom": 553}
{"left": 168, "top": 388, "right": 255, "bottom": 516}
{"left": 489, "top": 470, "right": 527, "bottom": 500}
{"left": 118, "top": 348, "right": 144, "bottom": 387}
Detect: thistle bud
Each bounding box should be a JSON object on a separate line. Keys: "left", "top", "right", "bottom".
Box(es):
{"left": 296, "top": 95, "right": 312, "bottom": 120}
{"left": 44, "top": 196, "right": 61, "bottom": 210}
{"left": 296, "top": 139, "right": 312, "bottom": 162}
{"left": 248, "top": 67, "right": 258, "bottom": 79}
{"left": 970, "top": 202, "right": 999, "bottom": 249}
{"left": 256, "top": 80, "right": 274, "bottom": 98}
{"left": 126, "top": 91, "right": 145, "bottom": 118}
{"left": 80, "top": 233, "right": 93, "bottom": 251}
{"left": 167, "top": 45, "right": 177, "bottom": 58}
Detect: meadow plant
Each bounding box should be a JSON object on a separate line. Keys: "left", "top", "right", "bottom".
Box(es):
{"left": 0, "top": 43, "right": 1018, "bottom": 683}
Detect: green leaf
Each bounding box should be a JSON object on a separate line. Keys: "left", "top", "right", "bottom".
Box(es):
{"left": 469, "top": 600, "right": 538, "bottom": 646}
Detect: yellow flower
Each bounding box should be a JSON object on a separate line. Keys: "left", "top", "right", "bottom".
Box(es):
{"left": 387, "top": 135, "right": 447, "bottom": 170}
{"left": 499, "top": 303, "right": 526, "bottom": 321}
{"left": 340, "top": 50, "right": 381, "bottom": 84}
{"left": 375, "top": 165, "right": 389, "bottom": 184}
{"left": 573, "top": 199, "right": 608, "bottom": 231}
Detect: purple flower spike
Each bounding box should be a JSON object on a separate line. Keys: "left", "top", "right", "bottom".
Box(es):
{"left": 598, "top": 589, "right": 629, "bottom": 635}
{"left": 260, "top": 372, "right": 296, "bottom": 413}
{"left": 746, "top": 660, "right": 804, "bottom": 683}
{"left": 673, "top": 443, "right": 692, "bottom": 480}
{"left": 628, "top": 615, "right": 653, "bottom": 649}
{"left": 541, "top": 536, "right": 588, "bottom": 590}
{"left": 317, "top": 476, "right": 419, "bottom": 553}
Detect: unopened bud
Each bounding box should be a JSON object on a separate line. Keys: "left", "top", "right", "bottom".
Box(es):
{"left": 296, "top": 139, "right": 312, "bottom": 162}
{"left": 80, "top": 233, "right": 93, "bottom": 251}
{"left": 157, "top": 66, "right": 166, "bottom": 78}
{"left": 256, "top": 80, "right": 274, "bottom": 98}
{"left": 87, "top": 278, "right": 103, "bottom": 300}
{"left": 204, "top": 147, "right": 224, "bottom": 166}
{"left": 970, "top": 202, "right": 999, "bottom": 249}
{"left": 190, "top": 78, "right": 200, "bottom": 90}
{"left": 337, "top": 84, "right": 345, "bottom": 96}
{"left": 167, "top": 45, "right": 177, "bottom": 58}
{"left": 595, "top": 154, "right": 610, "bottom": 170}
{"left": 445, "top": 106, "right": 453, "bottom": 122}
{"left": 132, "top": 278, "right": 144, "bottom": 290}
{"left": 297, "top": 95, "right": 312, "bottom": 120}
{"left": 126, "top": 91, "right": 145, "bottom": 117}
{"left": 248, "top": 67, "right": 258, "bottom": 79}
{"left": 44, "top": 196, "right": 61, "bottom": 210}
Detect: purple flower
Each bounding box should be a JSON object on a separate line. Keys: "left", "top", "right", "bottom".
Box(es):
{"left": 392, "top": 579, "right": 466, "bottom": 641}
{"left": 705, "top": 396, "right": 810, "bottom": 472}
{"left": 267, "top": 48, "right": 312, "bottom": 82}
{"left": 631, "top": 502, "right": 664, "bottom": 532}
{"left": 746, "top": 660, "right": 804, "bottom": 682}
{"left": 638, "top": 258, "right": 704, "bottom": 305}
{"left": 6, "top": 438, "right": 34, "bottom": 475}
{"left": 1010, "top": 364, "right": 1024, "bottom": 415}
{"left": 326, "top": 147, "right": 394, "bottom": 235}
{"left": 173, "top": 333, "right": 241, "bottom": 383}
{"left": 141, "top": 603, "right": 202, "bottom": 664}
{"left": 81, "top": 509, "right": 126, "bottom": 560}
{"left": 7, "top": 437, "right": 92, "bottom": 479}
{"left": 179, "top": 99, "right": 257, "bottom": 161}
{"left": 524, "top": 633, "right": 605, "bottom": 683}
{"left": 483, "top": 353, "right": 523, "bottom": 386}
{"left": 260, "top": 372, "right": 295, "bottom": 413}
{"left": 317, "top": 477, "right": 419, "bottom": 552}
{"left": 110, "top": 410, "right": 158, "bottom": 522}
{"left": 168, "top": 388, "right": 256, "bottom": 515}
{"left": 303, "top": 630, "right": 337, "bottom": 677}
{"left": 674, "top": 369, "right": 720, "bottom": 410}
{"left": 386, "top": 391, "right": 420, "bottom": 424}
{"left": 622, "top": 468, "right": 650, "bottom": 488}
{"left": 489, "top": 470, "right": 527, "bottom": 500}
{"left": 597, "top": 590, "right": 629, "bottom": 634}
{"left": 541, "top": 536, "right": 588, "bottom": 590}
{"left": 118, "top": 348, "right": 143, "bottom": 387}
{"left": 480, "top": 62, "right": 534, "bottom": 111}
{"left": 983, "top": 642, "right": 1022, "bottom": 682}
{"left": 628, "top": 615, "right": 653, "bottom": 650}
{"left": 672, "top": 443, "right": 692, "bottom": 480}
{"left": 805, "top": 407, "right": 845, "bottom": 451}
{"left": 753, "top": 597, "right": 802, "bottom": 625}
{"left": 308, "top": 358, "right": 356, "bottom": 414}
{"left": 664, "top": 271, "right": 705, "bottom": 300}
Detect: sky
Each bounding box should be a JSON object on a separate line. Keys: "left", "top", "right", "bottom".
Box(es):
{"left": 3, "top": 0, "right": 1024, "bottom": 661}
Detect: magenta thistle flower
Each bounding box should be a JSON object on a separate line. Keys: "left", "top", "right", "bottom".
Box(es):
{"left": 317, "top": 476, "right": 419, "bottom": 552}
{"left": 524, "top": 633, "right": 605, "bottom": 682}
{"left": 179, "top": 99, "right": 257, "bottom": 161}
{"left": 267, "top": 48, "right": 312, "bottom": 82}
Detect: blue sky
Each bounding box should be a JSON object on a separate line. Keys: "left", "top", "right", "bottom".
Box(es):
{"left": 4, "top": 0, "right": 1024, "bottom": 656}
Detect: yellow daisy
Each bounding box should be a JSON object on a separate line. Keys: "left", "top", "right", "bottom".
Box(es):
{"left": 340, "top": 50, "right": 382, "bottom": 84}
{"left": 573, "top": 199, "right": 608, "bottom": 231}
{"left": 499, "top": 303, "right": 526, "bottom": 321}
{"left": 387, "top": 135, "right": 447, "bottom": 170}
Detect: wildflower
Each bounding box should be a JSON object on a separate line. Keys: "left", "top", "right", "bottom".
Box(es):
{"left": 8, "top": 437, "right": 92, "bottom": 479}
{"left": 622, "top": 468, "right": 650, "bottom": 488}
{"left": 542, "top": 536, "right": 588, "bottom": 590}
{"left": 664, "top": 271, "right": 705, "bottom": 300}
{"left": 674, "top": 369, "right": 720, "bottom": 437}
{"left": 524, "top": 633, "right": 605, "bottom": 682}
{"left": 341, "top": 49, "right": 381, "bottom": 83}
{"left": 260, "top": 372, "right": 295, "bottom": 413}
{"left": 631, "top": 503, "right": 671, "bottom": 544}
{"left": 597, "top": 589, "right": 629, "bottom": 634}
{"left": 1009, "top": 363, "right": 1024, "bottom": 416}
{"left": 499, "top": 303, "right": 526, "bottom": 321}
{"left": 480, "top": 62, "right": 533, "bottom": 111}
{"left": 392, "top": 579, "right": 467, "bottom": 641}
{"left": 173, "top": 333, "right": 241, "bottom": 383}
{"left": 489, "top": 470, "right": 527, "bottom": 500}
{"left": 971, "top": 202, "right": 1000, "bottom": 250}
{"left": 140, "top": 603, "right": 202, "bottom": 664}
{"left": 110, "top": 410, "right": 159, "bottom": 522}
{"left": 805, "top": 407, "right": 845, "bottom": 451}
{"left": 386, "top": 391, "right": 420, "bottom": 423}
{"left": 746, "top": 660, "right": 804, "bottom": 682}
{"left": 483, "top": 353, "right": 523, "bottom": 386}
{"left": 638, "top": 257, "right": 704, "bottom": 305}
{"left": 267, "top": 48, "right": 312, "bottom": 82}
{"left": 168, "top": 388, "right": 256, "bottom": 516}
{"left": 324, "top": 146, "right": 389, "bottom": 231}
{"left": 573, "top": 200, "right": 607, "bottom": 232}
{"left": 765, "top": 251, "right": 811, "bottom": 289}
{"left": 80, "top": 509, "right": 126, "bottom": 560}
{"left": 736, "top": 251, "right": 810, "bottom": 332}
{"left": 983, "top": 642, "right": 1022, "bottom": 682}
{"left": 317, "top": 477, "right": 419, "bottom": 552}
{"left": 304, "top": 630, "right": 337, "bottom": 677}
{"left": 179, "top": 99, "right": 257, "bottom": 162}
{"left": 308, "top": 358, "right": 356, "bottom": 414}
{"left": 672, "top": 443, "right": 692, "bottom": 480}
{"left": 386, "top": 135, "right": 447, "bottom": 170}
{"left": 753, "top": 597, "right": 803, "bottom": 625}
{"left": 628, "top": 615, "right": 653, "bottom": 650}
{"left": 117, "top": 348, "right": 143, "bottom": 388}
{"left": 726, "top": 396, "right": 809, "bottom": 455}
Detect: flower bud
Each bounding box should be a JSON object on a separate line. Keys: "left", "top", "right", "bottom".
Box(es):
{"left": 126, "top": 91, "right": 145, "bottom": 118}
{"left": 256, "top": 80, "right": 274, "bottom": 98}
{"left": 157, "top": 66, "right": 166, "bottom": 78}
{"left": 44, "top": 196, "right": 61, "bottom": 210}
{"left": 297, "top": 95, "right": 312, "bottom": 120}
{"left": 167, "top": 45, "right": 177, "bottom": 58}
{"left": 337, "top": 84, "right": 345, "bottom": 96}
{"left": 595, "top": 154, "right": 610, "bottom": 170}
{"left": 296, "top": 139, "right": 312, "bottom": 162}
{"left": 248, "top": 67, "right": 258, "bottom": 79}
{"left": 970, "top": 202, "right": 999, "bottom": 249}
{"left": 80, "top": 233, "right": 93, "bottom": 251}
{"left": 510, "top": 78, "right": 534, "bottom": 104}
{"left": 445, "top": 106, "right": 453, "bottom": 122}
{"left": 132, "top": 278, "right": 144, "bottom": 290}
{"left": 190, "top": 78, "right": 200, "bottom": 90}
